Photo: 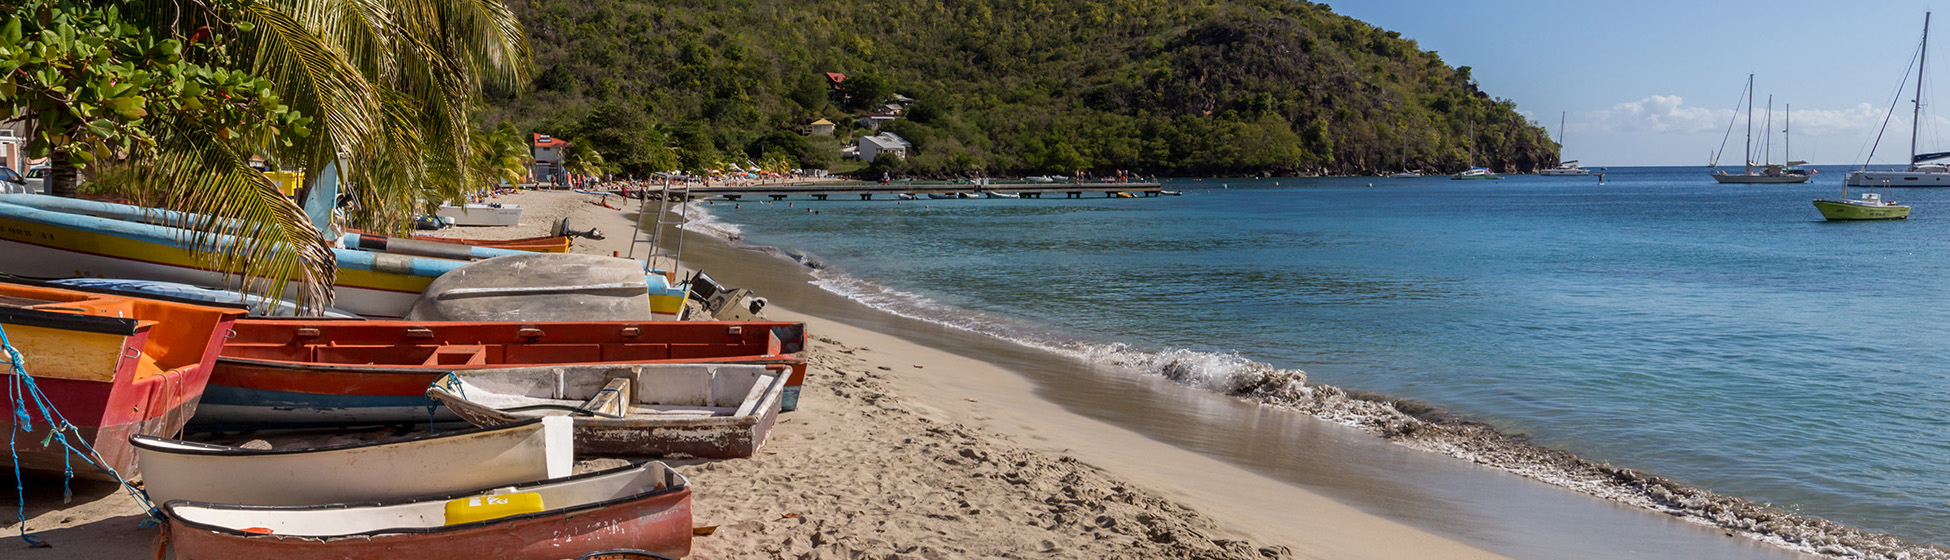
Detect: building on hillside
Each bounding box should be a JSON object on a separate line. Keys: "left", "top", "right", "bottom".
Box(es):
{"left": 857, "top": 132, "right": 912, "bottom": 163}
{"left": 805, "top": 118, "right": 835, "bottom": 136}
{"left": 825, "top": 72, "right": 849, "bottom": 105}
{"left": 0, "top": 119, "right": 24, "bottom": 173}
{"left": 857, "top": 114, "right": 900, "bottom": 130}
{"left": 531, "top": 133, "right": 570, "bottom": 187}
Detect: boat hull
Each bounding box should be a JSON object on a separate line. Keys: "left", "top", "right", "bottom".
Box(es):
{"left": 1813, "top": 199, "right": 1911, "bottom": 220}
{"left": 162, "top": 462, "right": 692, "bottom": 560}
{"left": 1710, "top": 173, "right": 1810, "bottom": 184}
{"left": 1539, "top": 169, "right": 1590, "bottom": 176}
{"left": 197, "top": 320, "right": 808, "bottom": 427}
{"left": 134, "top": 417, "right": 573, "bottom": 506}
{"left": 1, "top": 282, "right": 242, "bottom": 480}
{"left": 1844, "top": 170, "right": 1950, "bottom": 187}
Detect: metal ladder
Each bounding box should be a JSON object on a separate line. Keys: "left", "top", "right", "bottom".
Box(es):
{"left": 634, "top": 182, "right": 690, "bottom": 276}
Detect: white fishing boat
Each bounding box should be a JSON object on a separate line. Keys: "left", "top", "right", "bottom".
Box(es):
{"left": 984, "top": 192, "right": 1021, "bottom": 199}
{"left": 1848, "top": 14, "right": 1950, "bottom": 187}
{"left": 161, "top": 461, "right": 693, "bottom": 559}
{"left": 133, "top": 417, "right": 573, "bottom": 507}
{"left": 428, "top": 363, "right": 786, "bottom": 459}
{"left": 1710, "top": 76, "right": 1812, "bottom": 184}
{"left": 436, "top": 203, "right": 523, "bottom": 226}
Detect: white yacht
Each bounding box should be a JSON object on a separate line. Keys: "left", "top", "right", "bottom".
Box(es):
{"left": 1848, "top": 13, "right": 1950, "bottom": 187}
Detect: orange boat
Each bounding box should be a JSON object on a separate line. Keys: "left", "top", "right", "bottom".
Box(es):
{"left": 198, "top": 319, "right": 807, "bottom": 427}
{"left": 0, "top": 281, "right": 244, "bottom": 480}
{"left": 348, "top": 229, "right": 571, "bottom": 253}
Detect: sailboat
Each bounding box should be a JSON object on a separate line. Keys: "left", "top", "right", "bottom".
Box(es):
{"left": 1539, "top": 112, "right": 1592, "bottom": 176}
{"left": 1452, "top": 117, "right": 1504, "bottom": 180}
{"left": 1847, "top": 13, "right": 1950, "bottom": 187}
{"left": 1389, "top": 127, "right": 1423, "bottom": 177}
{"left": 1711, "top": 76, "right": 1811, "bottom": 184}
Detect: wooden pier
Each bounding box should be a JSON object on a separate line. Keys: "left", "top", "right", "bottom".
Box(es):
{"left": 656, "top": 181, "right": 1166, "bottom": 201}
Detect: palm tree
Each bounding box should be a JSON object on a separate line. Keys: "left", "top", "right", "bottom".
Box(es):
{"left": 565, "top": 140, "right": 608, "bottom": 183}
{"left": 471, "top": 122, "right": 534, "bottom": 189}
{"left": 71, "top": 0, "right": 529, "bottom": 309}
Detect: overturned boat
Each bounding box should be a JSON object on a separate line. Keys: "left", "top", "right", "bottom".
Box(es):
{"left": 134, "top": 416, "right": 573, "bottom": 506}
{"left": 0, "top": 280, "right": 243, "bottom": 480}
{"left": 429, "top": 364, "right": 786, "bottom": 459}
{"left": 198, "top": 319, "right": 807, "bottom": 427}
{"left": 161, "top": 461, "right": 692, "bottom": 560}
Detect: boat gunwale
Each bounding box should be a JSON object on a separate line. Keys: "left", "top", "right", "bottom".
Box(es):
{"left": 0, "top": 274, "right": 254, "bottom": 314}
{"left": 130, "top": 417, "right": 547, "bottom": 457}
{"left": 0, "top": 305, "right": 145, "bottom": 336}
{"left": 160, "top": 460, "right": 687, "bottom": 537}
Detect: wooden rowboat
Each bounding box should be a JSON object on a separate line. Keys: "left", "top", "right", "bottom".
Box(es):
{"left": 350, "top": 229, "right": 573, "bottom": 253}
{"left": 198, "top": 319, "right": 807, "bottom": 427}
{"left": 161, "top": 461, "right": 692, "bottom": 560}
{"left": 133, "top": 416, "right": 573, "bottom": 507}
{"left": 0, "top": 281, "right": 243, "bottom": 480}
{"left": 429, "top": 364, "right": 786, "bottom": 458}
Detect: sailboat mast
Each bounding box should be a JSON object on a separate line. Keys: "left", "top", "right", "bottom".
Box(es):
{"left": 1745, "top": 74, "right": 1754, "bottom": 172}
{"left": 1914, "top": 12, "right": 1931, "bottom": 168}
{"left": 1786, "top": 104, "right": 1792, "bottom": 164}
{"left": 1763, "top": 95, "right": 1773, "bottom": 165}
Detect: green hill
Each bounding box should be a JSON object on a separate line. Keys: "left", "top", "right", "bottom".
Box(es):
{"left": 482, "top": 0, "right": 1558, "bottom": 178}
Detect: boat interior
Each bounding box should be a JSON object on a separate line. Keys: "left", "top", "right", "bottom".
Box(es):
{"left": 165, "top": 462, "right": 684, "bottom": 536}
{"left": 1, "top": 282, "right": 238, "bottom": 377}
{"left": 222, "top": 321, "right": 796, "bottom": 367}
{"left": 448, "top": 364, "right": 784, "bottom": 417}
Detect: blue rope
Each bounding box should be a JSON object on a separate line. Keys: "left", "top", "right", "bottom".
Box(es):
{"left": 2, "top": 322, "right": 161, "bottom": 548}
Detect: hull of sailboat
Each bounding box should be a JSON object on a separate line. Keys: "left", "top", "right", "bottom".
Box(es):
{"left": 1710, "top": 173, "right": 1809, "bottom": 184}
{"left": 1813, "top": 199, "right": 1910, "bottom": 220}
{"left": 1539, "top": 169, "right": 1591, "bottom": 176}
{"left": 1844, "top": 170, "right": 1950, "bottom": 187}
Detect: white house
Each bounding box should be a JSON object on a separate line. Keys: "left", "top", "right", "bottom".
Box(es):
{"left": 857, "top": 132, "right": 912, "bottom": 163}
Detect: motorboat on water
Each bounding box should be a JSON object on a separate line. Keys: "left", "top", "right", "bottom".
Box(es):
{"left": 1387, "top": 171, "right": 1424, "bottom": 178}
{"left": 1451, "top": 167, "right": 1503, "bottom": 180}
{"left": 984, "top": 192, "right": 1021, "bottom": 199}
{"left": 1539, "top": 161, "right": 1591, "bottom": 176}
{"left": 1813, "top": 191, "right": 1910, "bottom": 220}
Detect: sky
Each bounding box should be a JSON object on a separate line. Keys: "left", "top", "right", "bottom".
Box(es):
{"left": 1329, "top": 0, "right": 1950, "bottom": 166}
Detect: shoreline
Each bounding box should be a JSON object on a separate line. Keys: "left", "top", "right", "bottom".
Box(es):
{"left": 605, "top": 190, "right": 1942, "bottom": 560}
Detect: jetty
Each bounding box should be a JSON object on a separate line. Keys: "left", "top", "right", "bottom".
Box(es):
{"left": 656, "top": 180, "right": 1166, "bottom": 201}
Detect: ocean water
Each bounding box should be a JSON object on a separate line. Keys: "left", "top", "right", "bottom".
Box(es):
{"left": 690, "top": 166, "right": 1950, "bottom": 547}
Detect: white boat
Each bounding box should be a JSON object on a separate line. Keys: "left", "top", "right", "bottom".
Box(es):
{"left": 1024, "top": 176, "right": 1054, "bottom": 183}
{"left": 1540, "top": 113, "right": 1593, "bottom": 176}
{"left": 428, "top": 363, "right": 786, "bottom": 459}
{"left": 1710, "top": 75, "right": 1812, "bottom": 184}
{"left": 132, "top": 417, "right": 573, "bottom": 507}
{"left": 436, "top": 203, "right": 523, "bottom": 226}
{"left": 926, "top": 193, "right": 957, "bottom": 199}
{"left": 1387, "top": 171, "right": 1424, "bottom": 178}
{"left": 1452, "top": 167, "right": 1503, "bottom": 180}
{"left": 896, "top": 193, "right": 917, "bottom": 200}
{"left": 161, "top": 461, "right": 693, "bottom": 559}
{"left": 984, "top": 192, "right": 1021, "bottom": 199}
{"left": 1848, "top": 14, "right": 1950, "bottom": 187}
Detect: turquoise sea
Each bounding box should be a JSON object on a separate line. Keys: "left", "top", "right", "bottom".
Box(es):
{"left": 692, "top": 166, "right": 1950, "bottom": 546}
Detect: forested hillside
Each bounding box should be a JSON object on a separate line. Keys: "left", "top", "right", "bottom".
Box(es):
{"left": 481, "top": 0, "right": 1558, "bottom": 177}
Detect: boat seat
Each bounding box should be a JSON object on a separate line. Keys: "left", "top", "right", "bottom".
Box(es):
{"left": 583, "top": 377, "right": 631, "bottom": 417}
{"left": 422, "top": 345, "right": 489, "bottom": 366}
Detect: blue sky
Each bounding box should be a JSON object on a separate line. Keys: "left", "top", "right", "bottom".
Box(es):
{"left": 1329, "top": 1, "right": 1950, "bottom": 166}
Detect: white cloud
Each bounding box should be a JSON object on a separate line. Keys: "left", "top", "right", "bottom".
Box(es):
{"left": 1576, "top": 96, "right": 1893, "bottom": 137}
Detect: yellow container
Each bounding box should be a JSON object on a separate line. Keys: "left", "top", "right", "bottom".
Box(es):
{"left": 443, "top": 492, "right": 545, "bottom": 525}
{"left": 265, "top": 171, "right": 303, "bottom": 197}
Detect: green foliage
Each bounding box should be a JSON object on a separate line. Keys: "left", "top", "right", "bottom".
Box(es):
{"left": 484, "top": 0, "right": 1556, "bottom": 176}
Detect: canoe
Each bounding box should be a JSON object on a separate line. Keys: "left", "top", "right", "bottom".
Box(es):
{"left": 436, "top": 203, "right": 522, "bottom": 226}
{"left": 0, "top": 280, "right": 243, "bottom": 480}
{"left": 161, "top": 461, "right": 692, "bottom": 560}
{"left": 198, "top": 319, "right": 808, "bottom": 427}
{"left": 133, "top": 416, "right": 573, "bottom": 507}
{"left": 0, "top": 194, "right": 466, "bottom": 318}
{"left": 429, "top": 364, "right": 786, "bottom": 458}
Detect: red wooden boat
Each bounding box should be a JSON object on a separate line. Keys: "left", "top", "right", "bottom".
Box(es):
{"left": 161, "top": 461, "right": 691, "bottom": 560}
{"left": 199, "top": 319, "right": 807, "bottom": 427}
{"left": 0, "top": 281, "right": 244, "bottom": 479}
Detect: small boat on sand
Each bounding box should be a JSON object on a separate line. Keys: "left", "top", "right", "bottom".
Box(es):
{"left": 161, "top": 461, "right": 693, "bottom": 560}
{"left": 134, "top": 416, "right": 573, "bottom": 507}
{"left": 429, "top": 364, "right": 786, "bottom": 458}
{"left": 436, "top": 203, "right": 522, "bottom": 226}
{"left": 0, "top": 280, "right": 243, "bottom": 480}
{"left": 199, "top": 319, "right": 808, "bottom": 427}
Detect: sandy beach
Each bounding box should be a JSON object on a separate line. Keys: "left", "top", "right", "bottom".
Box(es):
{"left": 3, "top": 189, "right": 1825, "bottom": 559}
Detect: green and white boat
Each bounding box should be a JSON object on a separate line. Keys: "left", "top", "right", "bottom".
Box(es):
{"left": 1452, "top": 167, "right": 1503, "bottom": 180}
{"left": 1814, "top": 191, "right": 1910, "bottom": 221}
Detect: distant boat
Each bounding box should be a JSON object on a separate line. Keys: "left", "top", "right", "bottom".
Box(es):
{"left": 133, "top": 417, "right": 573, "bottom": 507}
{"left": 926, "top": 193, "right": 957, "bottom": 199}
{"left": 0, "top": 280, "right": 244, "bottom": 480}
{"left": 956, "top": 192, "right": 980, "bottom": 199}
{"left": 897, "top": 193, "right": 917, "bottom": 200}
{"left": 1540, "top": 113, "right": 1593, "bottom": 176}
{"left": 1160, "top": 190, "right": 1184, "bottom": 196}
{"left": 429, "top": 363, "right": 787, "bottom": 458}
{"left": 161, "top": 461, "right": 694, "bottom": 560}
{"left": 1388, "top": 171, "right": 1424, "bottom": 178}
{"left": 436, "top": 203, "right": 523, "bottom": 226}
{"left": 1710, "top": 75, "right": 1812, "bottom": 184}
{"left": 1452, "top": 167, "right": 1503, "bottom": 180}
{"left": 985, "top": 192, "right": 1020, "bottom": 198}
{"left": 1814, "top": 191, "right": 1910, "bottom": 220}
{"left": 1848, "top": 13, "right": 1950, "bottom": 187}
{"left": 1024, "top": 176, "right": 1055, "bottom": 183}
